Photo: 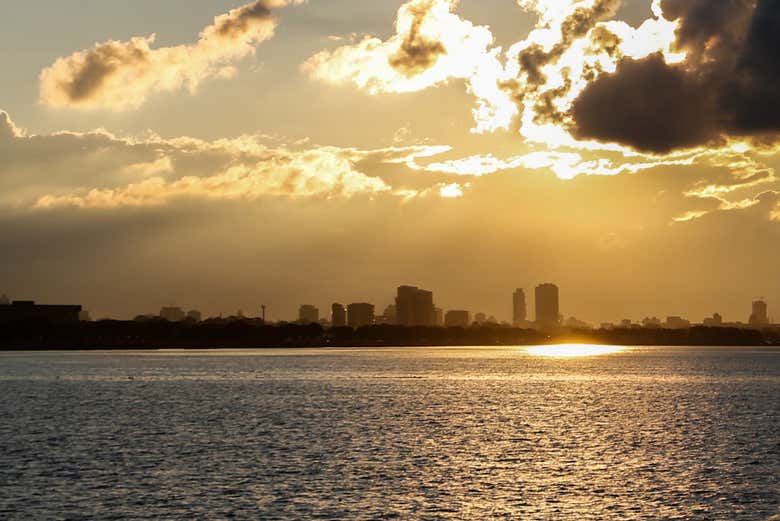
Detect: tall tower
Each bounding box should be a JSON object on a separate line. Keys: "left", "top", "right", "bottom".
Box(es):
{"left": 535, "top": 283, "right": 560, "bottom": 330}
{"left": 749, "top": 299, "right": 769, "bottom": 326}
{"left": 513, "top": 288, "right": 527, "bottom": 327}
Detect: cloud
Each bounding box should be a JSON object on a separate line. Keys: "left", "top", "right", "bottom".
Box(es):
{"left": 0, "top": 111, "right": 24, "bottom": 140}
{"left": 569, "top": 0, "right": 780, "bottom": 152}
{"left": 39, "top": 0, "right": 304, "bottom": 110}
{"left": 569, "top": 53, "right": 718, "bottom": 153}
{"left": 302, "top": 0, "right": 497, "bottom": 94}
{"left": 0, "top": 110, "right": 454, "bottom": 208}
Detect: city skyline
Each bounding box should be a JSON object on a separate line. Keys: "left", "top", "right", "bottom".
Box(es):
{"left": 1, "top": 285, "right": 774, "bottom": 330}
{"left": 1, "top": 0, "right": 779, "bottom": 326}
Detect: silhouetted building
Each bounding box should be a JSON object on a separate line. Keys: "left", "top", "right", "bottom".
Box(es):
{"left": 535, "top": 284, "right": 560, "bottom": 329}
{"left": 513, "top": 288, "right": 527, "bottom": 327}
{"left": 384, "top": 305, "right": 397, "bottom": 324}
{"left": 347, "top": 303, "right": 375, "bottom": 328}
{"left": 160, "top": 307, "right": 186, "bottom": 322}
{"left": 642, "top": 317, "right": 662, "bottom": 328}
{"left": 703, "top": 313, "right": 723, "bottom": 327}
{"left": 299, "top": 305, "right": 319, "bottom": 324}
{"left": 565, "top": 316, "right": 591, "bottom": 329}
{"left": 475, "top": 312, "right": 487, "bottom": 325}
{"left": 749, "top": 300, "right": 769, "bottom": 327}
{"left": 665, "top": 316, "right": 690, "bottom": 330}
{"left": 331, "top": 303, "right": 346, "bottom": 327}
{"left": 445, "top": 310, "right": 470, "bottom": 328}
{"left": 374, "top": 305, "right": 396, "bottom": 325}
{"left": 78, "top": 310, "right": 92, "bottom": 322}
{"left": 396, "top": 286, "right": 435, "bottom": 326}
{"left": 187, "top": 310, "right": 203, "bottom": 322}
{"left": 0, "top": 294, "right": 9, "bottom": 306}
{"left": 434, "top": 307, "right": 443, "bottom": 327}
{"left": 134, "top": 314, "right": 159, "bottom": 322}
{"left": 0, "top": 300, "right": 81, "bottom": 323}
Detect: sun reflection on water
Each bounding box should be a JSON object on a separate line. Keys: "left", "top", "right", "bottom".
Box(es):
{"left": 527, "top": 344, "right": 626, "bottom": 358}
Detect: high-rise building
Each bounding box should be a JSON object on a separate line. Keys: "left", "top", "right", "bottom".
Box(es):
{"left": 434, "top": 307, "right": 443, "bottom": 327}
{"left": 513, "top": 288, "right": 527, "bottom": 327}
{"left": 347, "top": 303, "right": 375, "bottom": 328}
{"left": 475, "top": 312, "right": 487, "bottom": 324}
{"left": 299, "top": 305, "right": 319, "bottom": 324}
{"left": 186, "top": 310, "right": 203, "bottom": 322}
{"left": 445, "top": 310, "right": 470, "bottom": 327}
{"left": 396, "top": 286, "right": 435, "bottom": 326}
{"left": 535, "top": 284, "right": 560, "bottom": 329}
{"left": 749, "top": 299, "right": 769, "bottom": 326}
{"left": 331, "top": 303, "right": 346, "bottom": 327}
{"left": 379, "top": 305, "right": 397, "bottom": 325}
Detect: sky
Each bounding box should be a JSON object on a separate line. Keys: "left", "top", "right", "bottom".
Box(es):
{"left": 1, "top": 0, "right": 779, "bottom": 324}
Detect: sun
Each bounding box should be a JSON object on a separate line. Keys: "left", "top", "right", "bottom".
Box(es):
{"left": 527, "top": 344, "right": 626, "bottom": 358}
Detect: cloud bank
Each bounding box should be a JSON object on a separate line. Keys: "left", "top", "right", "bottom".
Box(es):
{"left": 304, "top": 0, "right": 780, "bottom": 155}
{"left": 0, "top": 110, "right": 460, "bottom": 209}
{"left": 39, "top": 0, "right": 304, "bottom": 110}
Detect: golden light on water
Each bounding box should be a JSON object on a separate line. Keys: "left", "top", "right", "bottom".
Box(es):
{"left": 527, "top": 344, "right": 627, "bottom": 358}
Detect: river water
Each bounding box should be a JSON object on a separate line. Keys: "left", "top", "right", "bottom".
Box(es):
{"left": 0, "top": 346, "right": 778, "bottom": 520}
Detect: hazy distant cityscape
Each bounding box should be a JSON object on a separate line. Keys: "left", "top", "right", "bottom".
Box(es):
{"left": 0, "top": 283, "right": 776, "bottom": 333}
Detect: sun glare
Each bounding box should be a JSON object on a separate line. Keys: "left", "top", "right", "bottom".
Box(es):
{"left": 527, "top": 344, "right": 626, "bottom": 358}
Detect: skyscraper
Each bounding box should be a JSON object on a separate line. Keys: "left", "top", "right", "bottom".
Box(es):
{"left": 299, "top": 305, "right": 319, "bottom": 324}
{"left": 749, "top": 299, "right": 769, "bottom": 326}
{"left": 395, "top": 286, "right": 435, "bottom": 326}
{"left": 331, "top": 303, "right": 346, "bottom": 327}
{"left": 513, "top": 288, "right": 527, "bottom": 327}
{"left": 347, "top": 303, "right": 375, "bottom": 328}
{"left": 535, "top": 283, "right": 560, "bottom": 329}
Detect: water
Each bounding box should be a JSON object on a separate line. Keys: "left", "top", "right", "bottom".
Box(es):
{"left": 0, "top": 346, "right": 778, "bottom": 520}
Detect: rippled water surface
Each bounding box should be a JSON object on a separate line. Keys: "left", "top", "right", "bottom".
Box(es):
{"left": 1, "top": 346, "right": 779, "bottom": 520}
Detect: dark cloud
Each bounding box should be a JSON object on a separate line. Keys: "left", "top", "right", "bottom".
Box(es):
{"left": 60, "top": 41, "right": 150, "bottom": 103}
{"left": 725, "top": 0, "right": 780, "bottom": 135}
{"left": 570, "top": 54, "right": 719, "bottom": 153}
{"left": 211, "top": 1, "right": 273, "bottom": 39}
{"left": 570, "top": 0, "right": 780, "bottom": 152}
{"left": 661, "top": 0, "right": 754, "bottom": 63}
{"left": 388, "top": 0, "right": 447, "bottom": 76}
{"left": 39, "top": 0, "right": 290, "bottom": 110}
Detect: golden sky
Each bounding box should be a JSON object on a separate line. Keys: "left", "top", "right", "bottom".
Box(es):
{"left": 1, "top": 0, "right": 779, "bottom": 323}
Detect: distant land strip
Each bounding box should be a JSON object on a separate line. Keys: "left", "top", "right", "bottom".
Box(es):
{"left": 0, "top": 321, "right": 776, "bottom": 350}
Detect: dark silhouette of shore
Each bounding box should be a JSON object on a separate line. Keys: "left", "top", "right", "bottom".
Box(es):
{"left": 0, "top": 319, "right": 774, "bottom": 350}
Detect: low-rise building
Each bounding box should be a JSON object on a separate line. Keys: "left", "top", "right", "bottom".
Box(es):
{"left": 445, "top": 310, "right": 470, "bottom": 328}
{"left": 0, "top": 300, "right": 81, "bottom": 323}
